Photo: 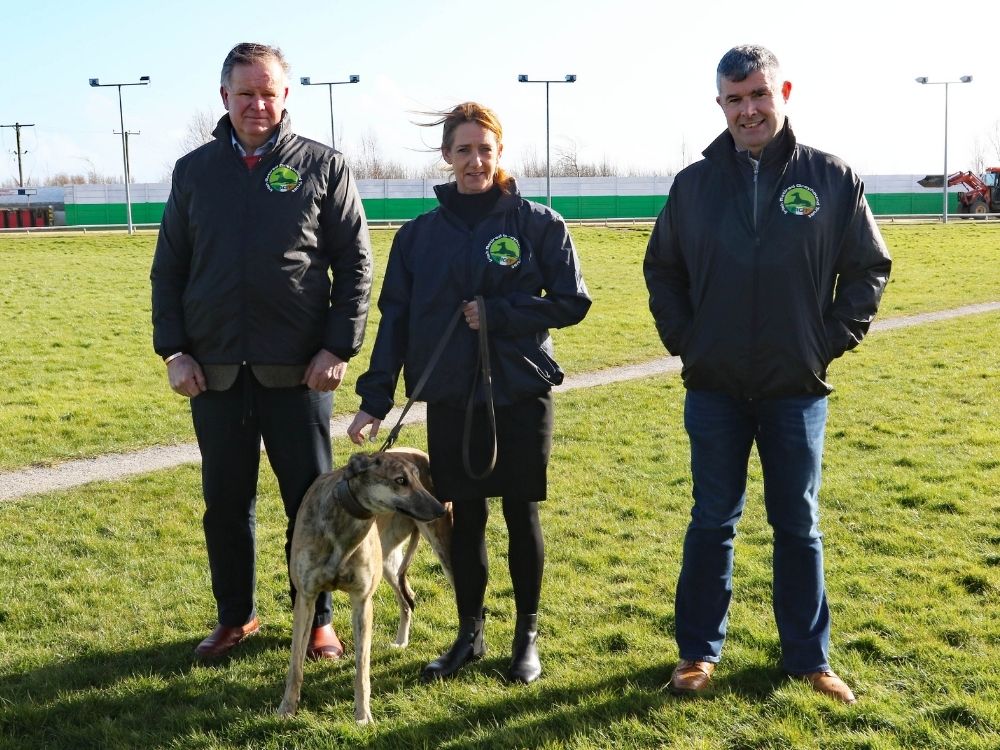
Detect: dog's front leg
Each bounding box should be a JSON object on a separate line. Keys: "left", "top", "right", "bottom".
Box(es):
{"left": 351, "top": 590, "right": 374, "bottom": 725}
{"left": 278, "top": 596, "right": 315, "bottom": 717}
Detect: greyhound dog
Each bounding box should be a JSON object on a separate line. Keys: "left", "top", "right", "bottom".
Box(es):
{"left": 377, "top": 448, "right": 454, "bottom": 648}
{"left": 277, "top": 448, "right": 451, "bottom": 724}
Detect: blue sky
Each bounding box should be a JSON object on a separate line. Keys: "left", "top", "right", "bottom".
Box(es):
{"left": 2, "top": 0, "right": 997, "bottom": 185}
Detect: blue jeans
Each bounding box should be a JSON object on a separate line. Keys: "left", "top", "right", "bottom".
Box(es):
{"left": 675, "top": 389, "right": 831, "bottom": 674}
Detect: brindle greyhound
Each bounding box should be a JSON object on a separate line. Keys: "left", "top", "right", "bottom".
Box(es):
{"left": 277, "top": 448, "right": 452, "bottom": 724}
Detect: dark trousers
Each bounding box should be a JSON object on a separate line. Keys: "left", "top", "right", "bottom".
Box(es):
{"left": 451, "top": 497, "right": 544, "bottom": 618}
{"left": 190, "top": 368, "right": 333, "bottom": 628}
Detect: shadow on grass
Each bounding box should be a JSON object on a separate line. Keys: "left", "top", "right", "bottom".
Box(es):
{"left": 0, "top": 633, "right": 786, "bottom": 749}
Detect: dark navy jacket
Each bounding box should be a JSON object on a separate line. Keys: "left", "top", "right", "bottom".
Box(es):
{"left": 644, "top": 120, "right": 892, "bottom": 399}
{"left": 151, "top": 113, "right": 372, "bottom": 366}
{"left": 356, "top": 180, "right": 591, "bottom": 420}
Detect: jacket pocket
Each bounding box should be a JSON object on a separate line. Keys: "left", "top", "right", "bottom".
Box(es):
{"left": 493, "top": 334, "right": 564, "bottom": 401}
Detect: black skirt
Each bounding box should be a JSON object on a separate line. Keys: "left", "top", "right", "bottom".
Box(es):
{"left": 426, "top": 392, "right": 553, "bottom": 503}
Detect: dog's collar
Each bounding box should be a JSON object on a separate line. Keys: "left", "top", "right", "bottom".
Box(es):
{"left": 335, "top": 477, "right": 373, "bottom": 520}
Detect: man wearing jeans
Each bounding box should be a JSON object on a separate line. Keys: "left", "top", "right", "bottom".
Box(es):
{"left": 644, "top": 44, "right": 891, "bottom": 703}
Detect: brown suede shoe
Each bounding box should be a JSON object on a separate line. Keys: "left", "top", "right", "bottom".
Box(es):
{"left": 800, "top": 670, "right": 856, "bottom": 704}
{"left": 669, "top": 659, "right": 716, "bottom": 694}
{"left": 194, "top": 617, "right": 261, "bottom": 660}
{"left": 307, "top": 624, "right": 344, "bottom": 661}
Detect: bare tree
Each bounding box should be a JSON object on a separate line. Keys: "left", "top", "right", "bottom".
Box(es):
{"left": 970, "top": 137, "right": 987, "bottom": 175}
{"left": 414, "top": 157, "right": 448, "bottom": 180}
{"left": 180, "top": 109, "right": 217, "bottom": 154}
{"left": 516, "top": 138, "right": 671, "bottom": 179}
{"left": 987, "top": 119, "right": 1000, "bottom": 164}
{"left": 555, "top": 140, "right": 582, "bottom": 176}
{"left": 347, "top": 130, "right": 411, "bottom": 179}
{"left": 515, "top": 146, "right": 547, "bottom": 178}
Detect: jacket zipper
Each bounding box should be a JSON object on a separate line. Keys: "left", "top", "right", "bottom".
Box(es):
{"left": 748, "top": 150, "right": 761, "bottom": 399}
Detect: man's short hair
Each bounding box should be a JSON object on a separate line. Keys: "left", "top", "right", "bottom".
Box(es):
{"left": 716, "top": 44, "right": 781, "bottom": 93}
{"left": 220, "top": 42, "right": 290, "bottom": 88}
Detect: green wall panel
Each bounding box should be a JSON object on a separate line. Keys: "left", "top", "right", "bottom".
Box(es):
{"left": 62, "top": 191, "right": 956, "bottom": 226}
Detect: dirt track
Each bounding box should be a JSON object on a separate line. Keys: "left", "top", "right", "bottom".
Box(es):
{"left": 1, "top": 302, "right": 997, "bottom": 502}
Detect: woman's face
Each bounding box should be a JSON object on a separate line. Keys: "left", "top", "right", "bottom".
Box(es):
{"left": 442, "top": 122, "right": 503, "bottom": 194}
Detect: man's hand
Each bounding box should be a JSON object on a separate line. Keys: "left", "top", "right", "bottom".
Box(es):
{"left": 303, "top": 349, "right": 348, "bottom": 392}
{"left": 347, "top": 411, "right": 382, "bottom": 446}
{"left": 167, "top": 354, "right": 207, "bottom": 398}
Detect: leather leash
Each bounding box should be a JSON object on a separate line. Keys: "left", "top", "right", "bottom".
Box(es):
{"left": 378, "top": 297, "right": 497, "bottom": 481}
{"left": 462, "top": 296, "right": 497, "bottom": 480}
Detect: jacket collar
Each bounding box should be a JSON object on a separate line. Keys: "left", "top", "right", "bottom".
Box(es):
{"left": 434, "top": 178, "right": 522, "bottom": 212}
{"left": 703, "top": 116, "right": 797, "bottom": 168}
{"left": 212, "top": 110, "right": 294, "bottom": 150}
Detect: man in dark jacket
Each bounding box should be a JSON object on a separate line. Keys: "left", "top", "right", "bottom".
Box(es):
{"left": 644, "top": 44, "right": 891, "bottom": 703}
{"left": 150, "top": 42, "right": 372, "bottom": 661}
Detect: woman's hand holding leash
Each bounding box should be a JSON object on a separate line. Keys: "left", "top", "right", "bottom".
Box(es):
{"left": 348, "top": 411, "right": 382, "bottom": 445}
{"left": 462, "top": 300, "right": 480, "bottom": 330}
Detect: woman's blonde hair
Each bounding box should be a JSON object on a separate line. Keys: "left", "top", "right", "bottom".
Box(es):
{"left": 422, "top": 102, "right": 512, "bottom": 193}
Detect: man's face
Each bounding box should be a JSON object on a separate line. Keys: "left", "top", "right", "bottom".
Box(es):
{"left": 221, "top": 59, "right": 288, "bottom": 150}
{"left": 717, "top": 69, "right": 791, "bottom": 157}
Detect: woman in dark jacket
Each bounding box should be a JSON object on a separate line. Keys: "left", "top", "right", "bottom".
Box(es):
{"left": 348, "top": 102, "right": 590, "bottom": 684}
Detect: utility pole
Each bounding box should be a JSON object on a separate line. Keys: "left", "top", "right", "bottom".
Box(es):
{"left": 1, "top": 122, "right": 35, "bottom": 187}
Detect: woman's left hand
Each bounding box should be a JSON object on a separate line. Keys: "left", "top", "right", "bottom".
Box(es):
{"left": 462, "top": 300, "right": 480, "bottom": 331}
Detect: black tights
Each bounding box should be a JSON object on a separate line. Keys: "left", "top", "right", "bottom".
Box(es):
{"left": 451, "top": 497, "right": 544, "bottom": 618}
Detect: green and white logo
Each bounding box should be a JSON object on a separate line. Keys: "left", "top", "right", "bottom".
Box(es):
{"left": 485, "top": 234, "right": 521, "bottom": 267}
{"left": 265, "top": 164, "right": 302, "bottom": 193}
{"left": 780, "top": 184, "right": 820, "bottom": 217}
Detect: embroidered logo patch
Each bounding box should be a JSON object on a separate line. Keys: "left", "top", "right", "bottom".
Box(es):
{"left": 265, "top": 164, "right": 302, "bottom": 193}
{"left": 780, "top": 184, "right": 820, "bottom": 217}
{"left": 485, "top": 235, "right": 521, "bottom": 267}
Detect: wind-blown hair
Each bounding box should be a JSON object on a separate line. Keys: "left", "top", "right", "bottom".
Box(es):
{"left": 716, "top": 44, "right": 781, "bottom": 93}
{"left": 421, "top": 102, "right": 513, "bottom": 193}
{"left": 221, "top": 42, "right": 290, "bottom": 88}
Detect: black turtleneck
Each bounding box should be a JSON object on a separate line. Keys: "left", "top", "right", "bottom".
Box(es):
{"left": 439, "top": 184, "right": 502, "bottom": 229}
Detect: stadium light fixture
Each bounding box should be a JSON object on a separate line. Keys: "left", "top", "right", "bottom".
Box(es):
{"left": 916, "top": 75, "right": 973, "bottom": 223}
{"left": 517, "top": 74, "right": 577, "bottom": 207}
{"left": 88, "top": 76, "right": 150, "bottom": 234}
{"left": 299, "top": 75, "right": 360, "bottom": 151}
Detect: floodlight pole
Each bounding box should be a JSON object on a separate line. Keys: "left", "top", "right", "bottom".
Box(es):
{"left": 299, "top": 75, "right": 360, "bottom": 151}
{"left": 89, "top": 76, "right": 150, "bottom": 234}
{"left": 518, "top": 74, "right": 577, "bottom": 207}
{"left": 915, "top": 75, "right": 973, "bottom": 223}
{"left": 114, "top": 130, "right": 140, "bottom": 188}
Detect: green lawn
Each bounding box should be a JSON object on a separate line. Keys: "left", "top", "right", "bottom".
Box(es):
{"left": 0, "top": 223, "right": 997, "bottom": 472}
{"left": 1, "top": 309, "right": 998, "bottom": 749}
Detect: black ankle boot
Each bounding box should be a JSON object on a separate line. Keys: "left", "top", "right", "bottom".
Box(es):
{"left": 420, "top": 613, "right": 486, "bottom": 682}
{"left": 508, "top": 613, "right": 541, "bottom": 684}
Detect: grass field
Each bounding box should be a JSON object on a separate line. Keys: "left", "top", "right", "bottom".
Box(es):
{"left": 1, "top": 223, "right": 999, "bottom": 748}
{"left": 0, "top": 223, "right": 998, "bottom": 472}
{"left": 0, "top": 309, "right": 998, "bottom": 748}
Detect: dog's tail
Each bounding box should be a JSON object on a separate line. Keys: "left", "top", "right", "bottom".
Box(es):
{"left": 398, "top": 527, "right": 419, "bottom": 611}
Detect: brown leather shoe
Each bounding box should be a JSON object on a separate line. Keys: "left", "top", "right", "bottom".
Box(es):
{"left": 669, "top": 659, "right": 716, "bottom": 694}
{"left": 800, "top": 670, "right": 857, "bottom": 704}
{"left": 194, "top": 617, "right": 260, "bottom": 659}
{"left": 307, "top": 624, "right": 344, "bottom": 661}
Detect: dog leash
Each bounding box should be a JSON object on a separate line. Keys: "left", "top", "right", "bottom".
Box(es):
{"left": 377, "top": 301, "right": 465, "bottom": 453}
{"left": 378, "top": 296, "right": 498, "bottom": 481}
{"left": 462, "top": 297, "right": 497, "bottom": 480}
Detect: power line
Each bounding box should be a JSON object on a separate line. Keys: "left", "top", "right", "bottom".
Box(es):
{"left": 0, "top": 122, "right": 35, "bottom": 187}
